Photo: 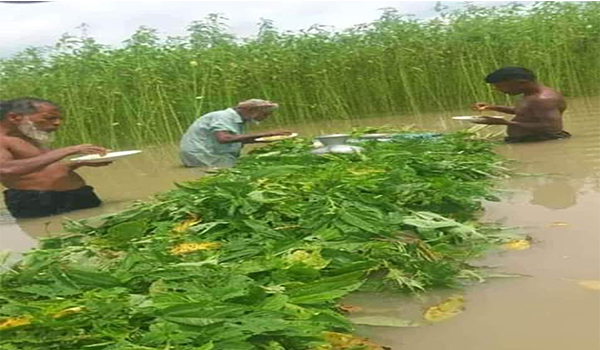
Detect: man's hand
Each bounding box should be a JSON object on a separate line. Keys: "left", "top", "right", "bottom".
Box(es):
{"left": 472, "top": 103, "right": 516, "bottom": 115}
{"left": 252, "top": 130, "right": 294, "bottom": 143}
{"left": 264, "top": 130, "right": 292, "bottom": 137}
{"left": 472, "top": 102, "right": 493, "bottom": 112}
{"left": 471, "top": 116, "right": 509, "bottom": 125}
{"left": 66, "top": 144, "right": 109, "bottom": 156}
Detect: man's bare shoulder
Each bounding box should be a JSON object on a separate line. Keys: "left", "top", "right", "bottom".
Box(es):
{"left": 0, "top": 135, "right": 16, "bottom": 149}
{"left": 519, "top": 88, "right": 567, "bottom": 121}
{"left": 0, "top": 136, "right": 41, "bottom": 157}
{"left": 542, "top": 86, "right": 564, "bottom": 99}
{"left": 526, "top": 90, "right": 565, "bottom": 108}
{"left": 0, "top": 136, "right": 21, "bottom": 161}
{"left": 0, "top": 135, "right": 33, "bottom": 148}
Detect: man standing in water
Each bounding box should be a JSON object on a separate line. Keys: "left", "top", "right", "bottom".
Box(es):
{"left": 180, "top": 99, "right": 291, "bottom": 168}
{"left": 0, "top": 98, "right": 111, "bottom": 218}
{"left": 472, "top": 67, "right": 570, "bottom": 143}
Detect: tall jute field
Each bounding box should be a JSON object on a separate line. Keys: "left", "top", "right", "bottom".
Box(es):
{"left": 1, "top": 2, "right": 598, "bottom": 147}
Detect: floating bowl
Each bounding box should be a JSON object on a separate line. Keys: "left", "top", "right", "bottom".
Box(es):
{"left": 314, "top": 134, "right": 350, "bottom": 146}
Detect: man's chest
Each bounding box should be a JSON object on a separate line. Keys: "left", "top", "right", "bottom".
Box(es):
{"left": 513, "top": 100, "right": 536, "bottom": 120}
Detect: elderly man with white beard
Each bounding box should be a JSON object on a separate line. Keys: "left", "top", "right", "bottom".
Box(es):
{"left": 180, "top": 99, "right": 291, "bottom": 168}
{"left": 0, "top": 97, "right": 111, "bottom": 218}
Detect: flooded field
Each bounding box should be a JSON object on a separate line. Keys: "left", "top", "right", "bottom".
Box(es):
{"left": 1, "top": 97, "right": 598, "bottom": 350}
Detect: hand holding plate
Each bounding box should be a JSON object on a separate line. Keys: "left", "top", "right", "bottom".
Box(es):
{"left": 472, "top": 102, "right": 492, "bottom": 112}
{"left": 255, "top": 132, "right": 298, "bottom": 142}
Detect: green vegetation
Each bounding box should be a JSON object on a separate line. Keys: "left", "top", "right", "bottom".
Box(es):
{"left": 1, "top": 2, "right": 598, "bottom": 148}
{"left": 0, "top": 132, "right": 524, "bottom": 350}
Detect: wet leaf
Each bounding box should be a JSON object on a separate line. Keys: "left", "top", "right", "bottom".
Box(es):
{"left": 287, "top": 250, "right": 330, "bottom": 269}
{"left": 0, "top": 250, "right": 12, "bottom": 266}
{"left": 197, "top": 342, "right": 214, "bottom": 350}
{"left": 106, "top": 220, "right": 148, "bottom": 242}
{"left": 170, "top": 242, "right": 221, "bottom": 255}
{"left": 423, "top": 295, "right": 465, "bottom": 322}
{"left": 62, "top": 267, "right": 122, "bottom": 288}
{"left": 52, "top": 306, "right": 85, "bottom": 319}
{"left": 550, "top": 221, "right": 569, "bottom": 227}
{"left": 349, "top": 315, "right": 421, "bottom": 327}
{"left": 502, "top": 239, "right": 531, "bottom": 250}
{"left": 288, "top": 272, "right": 364, "bottom": 305}
{"left": 0, "top": 316, "right": 32, "bottom": 330}
{"left": 319, "top": 331, "right": 386, "bottom": 350}
{"left": 338, "top": 304, "right": 363, "bottom": 313}
{"left": 576, "top": 280, "right": 600, "bottom": 291}
{"left": 172, "top": 216, "right": 202, "bottom": 234}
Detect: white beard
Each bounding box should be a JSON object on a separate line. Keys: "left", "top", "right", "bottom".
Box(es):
{"left": 18, "top": 119, "right": 55, "bottom": 145}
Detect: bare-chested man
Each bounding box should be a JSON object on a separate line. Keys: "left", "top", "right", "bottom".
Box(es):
{"left": 0, "top": 97, "right": 111, "bottom": 218}
{"left": 471, "top": 66, "right": 570, "bottom": 143}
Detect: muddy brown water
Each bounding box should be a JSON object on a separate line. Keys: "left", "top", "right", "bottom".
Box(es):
{"left": 1, "top": 97, "right": 599, "bottom": 349}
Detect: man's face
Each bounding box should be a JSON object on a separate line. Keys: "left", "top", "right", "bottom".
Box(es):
{"left": 491, "top": 81, "right": 524, "bottom": 96}
{"left": 245, "top": 108, "right": 273, "bottom": 123}
{"left": 253, "top": 109, "right": 273, "bottom": 122}
{"left": 22, "top": 103, "right": 62, "bottom": 132}
{"left": 12, "top": 103, "right": 61, "bottom": 143}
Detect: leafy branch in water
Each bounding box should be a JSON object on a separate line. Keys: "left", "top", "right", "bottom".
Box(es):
{"left": 0, "top": 131, "right": 519, "bottom": 350}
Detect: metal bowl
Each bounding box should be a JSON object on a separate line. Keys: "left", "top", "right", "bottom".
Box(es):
{"left": 311, "top": 145, "right": 363, "bottom": 155}
{"left": 329, "top": 145, "right": 363, "bottom": 154}
{"left": 314, "top": 134, "right": 350, "bottom": 146}
{"left": 359, "top": 133, "right": 394, "bottom": 140}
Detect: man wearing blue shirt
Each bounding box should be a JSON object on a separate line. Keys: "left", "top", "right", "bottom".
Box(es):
{"left": 180, "top": 99, "right": 290, "bottom": 168}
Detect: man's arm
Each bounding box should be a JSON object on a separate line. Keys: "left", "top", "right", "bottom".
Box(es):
{"left": 0, "top": 141, "right": 107, "bottom": 177}
{"left": 214, "top": 131, "right": 291, "bottom": 144}
{"left": 473, "top": 103, "right": 516, "bottom": 114}
{"left": 69, "top": 160, "right": 113, "bottom": 169}
{"left": 473, "top": 117, "right": 555, "bottom": 131}
{"left": 473, "top": 98, "right": 562, "bottom": 132}
{"left": 490, "top": 105, "right": 517, "bottom": 114}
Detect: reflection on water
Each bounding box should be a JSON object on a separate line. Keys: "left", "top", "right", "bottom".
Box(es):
{"left": 0, "top": 213, "right": 37, "bottom": 264}
{"left": 0, "top": 97, "right": 599, "bottom": 350}
{"left": 530, "top": 179, "right": 578, "bottom": 210}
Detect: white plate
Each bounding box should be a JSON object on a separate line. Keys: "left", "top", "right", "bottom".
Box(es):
{"left": 255, "top": 133, "right": 298, "bottom": 142}
{"left": 70, "top": 150, "right": 142, "bottom": 163}
{"left": 452, "top": 116, "right": 504, "bottom": 122}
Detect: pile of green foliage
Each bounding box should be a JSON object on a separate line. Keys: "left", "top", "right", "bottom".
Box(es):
{"left": 0, "top": 132, "right": 520, "bottom": 350}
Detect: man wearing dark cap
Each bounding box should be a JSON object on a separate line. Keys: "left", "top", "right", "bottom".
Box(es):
{"left": 471, "top": 67, "right": 570, "bottom": 143}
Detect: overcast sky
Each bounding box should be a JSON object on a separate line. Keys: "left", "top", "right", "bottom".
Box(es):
{"left": 1, "top": 0, "right": 527, "bottom": 58}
